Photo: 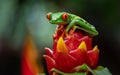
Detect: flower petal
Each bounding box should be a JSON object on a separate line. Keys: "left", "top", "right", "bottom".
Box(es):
{"left": 65, "top": 37, "right": 80, "bottom": 50}
{"left": 53, "top": 40, "right": 57, "bottom": 54}
{"left": 93, "top": 45, "right": 98, "bottom": 50}
{"left": 70, "top": 48, "right": 87, "bottom": 65}
{"left": 43, "top": 55, "right": 56, "bottom": 75}
{"left": 86, "top": 46, "right": 99, "bottom": 68}
{"left": 79, "top": 36, "right": 92, "bottom": 50}
{"left": 57, "top": 37, "right": 68, "bottom": 53}
{"left": 78, "top": 41, "right": 87, "bottom": 51}
{"left": 54, "top": 52, "right": 78, "bottom": 73}
{"left": 45, "top": 48, "right": 53, "bottom": 58}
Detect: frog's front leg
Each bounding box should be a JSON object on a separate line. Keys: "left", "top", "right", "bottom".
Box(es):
{"left": 65, "top": 19, "right": 82, "bottom": 34}
{"left": 66, "top": 20, "right": 76, "bottom": 34}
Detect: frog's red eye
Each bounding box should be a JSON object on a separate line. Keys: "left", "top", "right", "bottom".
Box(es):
{"left": 46, "top": 13, "right": 51, "bottom": 20}
{"left": 62, "top": 13, "right": 68, "bottom": 20}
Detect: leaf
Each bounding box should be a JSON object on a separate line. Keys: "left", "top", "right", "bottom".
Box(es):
{"left": 93, "top": 67, "right": 112, "bottom": 75}
{"left": 74, "top": 64, "right": 89, "bottom": 71}
{"left": 83, "top": 64, "right": 112, "bottom": 75}
{"left": 75, "top": 64, "right": 112, "bottom": 75}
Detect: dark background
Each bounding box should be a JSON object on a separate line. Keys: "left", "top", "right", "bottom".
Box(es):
{"left": 0, "top": 0, "right": 120, "bottom": 75}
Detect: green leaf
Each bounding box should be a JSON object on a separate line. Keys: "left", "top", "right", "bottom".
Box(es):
{"left": 93, "top": 67, "right": 112, "bottom": 75}
{"left": 75, "top": 64, "right": 89, "bottom": 71}
{"left": 75, "top": 64, "right": 112, "bottom": 75}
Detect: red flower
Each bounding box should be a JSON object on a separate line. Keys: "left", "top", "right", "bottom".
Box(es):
{"left": 44, "top": 26, "right": 99, "bottom": 75}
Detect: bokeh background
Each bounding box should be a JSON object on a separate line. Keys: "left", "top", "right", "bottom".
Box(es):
{"left": 0, "top": 0, "right": 120, "bottom": 75}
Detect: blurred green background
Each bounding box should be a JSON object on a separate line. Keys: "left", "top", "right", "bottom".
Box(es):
{"left": 0, "top": 0, "right": 120, "bottom": 75}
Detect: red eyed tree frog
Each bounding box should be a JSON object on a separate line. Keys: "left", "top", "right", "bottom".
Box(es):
{"left": 46, "top": 12, "right": 98, "bottom": 36}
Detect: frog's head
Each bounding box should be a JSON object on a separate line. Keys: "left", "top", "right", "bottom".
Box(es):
{"left": 46, "top": 12, "right": 71, "bottom": 25}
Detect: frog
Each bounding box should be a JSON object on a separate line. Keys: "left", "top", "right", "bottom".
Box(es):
{"left": 46, "top": 12, "right": 98, "bottom": 36}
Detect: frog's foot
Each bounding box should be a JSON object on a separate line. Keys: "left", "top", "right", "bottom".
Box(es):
{"left": 64, "top": 27, "right": 76, "bottom": 39}
{"left": 69, "top": 26, "right": 77, "bottom": 35}
{"left": 61, "top": 29, "right": 70, "bottom": 39}
{"left": 57, "top": 25, "right": 64, "bottom": 31}
{"left": 65, "top": 33, "right": 70, "bottom": 39}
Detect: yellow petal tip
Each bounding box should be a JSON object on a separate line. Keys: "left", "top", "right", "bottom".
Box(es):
{"left": 93, "top": 45, "right": 98, "bottom": 50}
{"left": 57, "top": 37, "right": 68, "bottom": 53}
{"left": 78, "top": 41, "right": 87, "bottom": 50}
